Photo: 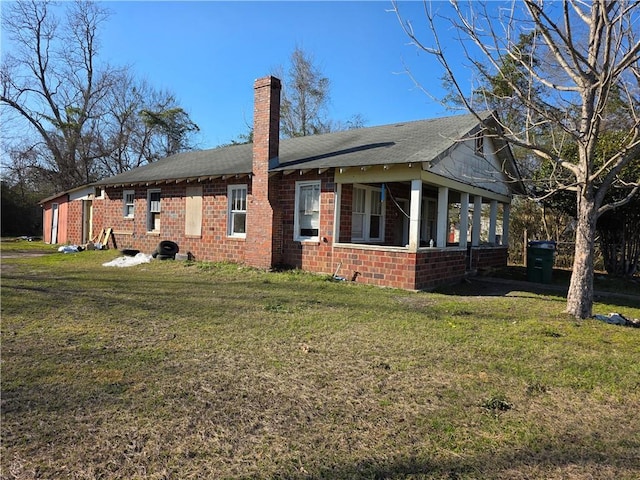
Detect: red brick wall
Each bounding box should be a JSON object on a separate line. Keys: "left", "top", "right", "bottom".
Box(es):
{"left": 66, "top": 200, "right": 83, "bottom": 244}
{"left": 331, "top": 246, "right": 418, "bottom": 289}
{"left": 92, "top": 197, "right": 105, "bottom": 242}
{"left": 328, "top": 246, "right": 468, "bottom": 290}
{"left": 101, "top": 181, "right": 248, "bottom": 262}
{"left": 280, "top": 171, "right": 335, "bottom": 273}
{"left": 415, "top": 248, "right": 468, "bottom": 289}
{"left": 469, "top": 246, "right": 508, "bottom": 271}
{"left": 339, "top": 184, "right": 353, "bottom": 243}
{"left": 95, "top": 172, "right": 506, "bottom": 291}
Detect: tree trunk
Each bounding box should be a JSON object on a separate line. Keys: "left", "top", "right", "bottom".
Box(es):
{"left": 566, "top": 192, "right": 598, "bottom": 318}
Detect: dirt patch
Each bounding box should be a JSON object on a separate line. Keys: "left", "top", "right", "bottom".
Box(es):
{"left": 1, "top": 252, "right": 50, "bottom": 259}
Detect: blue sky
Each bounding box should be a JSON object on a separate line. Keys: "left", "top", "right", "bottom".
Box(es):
{"left": 2, "top": 1, "right": 473, "bottom": 150}
{"left": 96, "top": 1, "right": 466, "bottom": 148}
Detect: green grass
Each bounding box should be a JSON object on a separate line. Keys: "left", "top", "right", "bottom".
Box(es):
{"left": 2, "top": 241, "right": 640, "bottom": 479}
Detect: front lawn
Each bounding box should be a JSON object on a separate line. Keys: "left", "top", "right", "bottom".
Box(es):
{"left": 2, "top": 242, "right": 639, "bottom": 479}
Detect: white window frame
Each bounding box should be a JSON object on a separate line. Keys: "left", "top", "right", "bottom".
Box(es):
{"left": 351, "top": 184, "right": 385, "bottom": 243}
{"left": 147, "top": 189, "right": 161, "bottom": 232}
{"left": 294, "top": 180, "right": 321, "bottom": 242}
{"left": 123, "top": 190, "right": 135, "bottom": 218}
{"left": 227, "top": 184, "right": 247, "bottom": 238}
{"left": 351, "top": 186, "right": 366, "bottom": 240}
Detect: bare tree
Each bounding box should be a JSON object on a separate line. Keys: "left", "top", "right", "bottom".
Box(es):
{"left": 97, "top": 75, "right": 199, "bottom": 176}
{"left": 218, "top": 46, "right": 366, "bottom": 145}
{"left": 274, "top": 47, "right": 331, "bottom": 138}
{"left": 1, "top": 0, "right": 199, "bottom": 191}
{"left": 394, "top": 0, "right": 640, "bottom": 318}
{"left": 1, "top": 0, "right": 115, "bottom": 190}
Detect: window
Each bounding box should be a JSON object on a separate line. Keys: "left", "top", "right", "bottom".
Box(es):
{"left": 295, "top": 181, "right": 320, "bottom": 241}
{"left": 123, "top": 190, "right": 135, "bottom": 218}
{"left": 147, "top": 189, "right": 161, "bottom": 232}
{"left": 227, "top": 185, "right": 247, "bottom": 237}
{"left": 352, "top": 187, "right": 366, "bottom": 239}
{"left": 369, "top": 188, "right": 383, "bottom": 240}
{"left": 351, "top": 185, "right": 384, "bottom": 242}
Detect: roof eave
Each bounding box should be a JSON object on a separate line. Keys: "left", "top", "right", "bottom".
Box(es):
{"left": 98, "top": 172, "right": 253, "bottom": 188}
{"left": 39, "top": 183, "right": 97, "bottom": 205}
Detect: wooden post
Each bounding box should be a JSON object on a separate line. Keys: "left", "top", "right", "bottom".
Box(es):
{"left": 523, "top": 228, "right": 528, "bottom": 266}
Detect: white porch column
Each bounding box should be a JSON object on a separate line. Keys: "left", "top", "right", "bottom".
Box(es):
{"left": 437, "top": 186, "right": 448, "bottom": 248}
{"left": 408, "top": 179, "right": 422, "bottom": 251}
{"left": 332, "top": 183, "right": 342, "bottom": 243}
{"left": 502, "top": 203, "right": 510, "bottom": 246}
{"left": 459, "top": 192, "right": 469, "bottom": 248}
{"left": 489, "top": 199, "right": 498, "bottom": 245}
{"left": 472, "top": 195, "right": 482, "bottom": 246}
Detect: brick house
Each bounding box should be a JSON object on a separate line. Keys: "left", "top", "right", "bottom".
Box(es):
{"left": 49, "top": 76, "right": 524, "bottom": 290}
{"left": 40, "top": 185, "right": 101, "bottom": 246}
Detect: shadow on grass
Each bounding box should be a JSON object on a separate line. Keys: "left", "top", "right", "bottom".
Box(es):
{"left": 432, "top": 266, "right": 640, "bottom": 310}
{"left": 434, "top": 278, "right": 567, "bottom": 300}
{"left": 257, "top": 428, "right": 640, "bottom": 479}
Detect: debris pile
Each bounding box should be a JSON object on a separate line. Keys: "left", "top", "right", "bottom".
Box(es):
{"left": 101, "top": 240, "right": 181, "bottom": 267}
{"left": 594, "top": 312, "right": 640, "bottom": 328}
{"left": 151, "top": 240, "right": 179, "bottom": 260}
{"left": 58, "top": 243, "right": 106, "bottom": 253}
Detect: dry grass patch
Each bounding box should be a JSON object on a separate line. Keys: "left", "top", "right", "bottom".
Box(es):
{"left": 2, "top": 243, "right": 639, "bottom": 479}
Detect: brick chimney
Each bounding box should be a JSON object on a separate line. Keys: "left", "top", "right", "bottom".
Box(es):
{"left": 245, "top": 76, "right": 282, "bottom": 268}
{"left": 252, "top": 76, "right": 281, "bottom": 171}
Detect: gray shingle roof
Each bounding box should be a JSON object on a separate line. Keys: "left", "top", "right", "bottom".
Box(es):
{"left": 97, "top": 111, "right": 494, "bottom": 186}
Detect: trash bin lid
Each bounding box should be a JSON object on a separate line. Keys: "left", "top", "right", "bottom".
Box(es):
{"left": 528, "top": 240, "right": 556, "bottom": 249}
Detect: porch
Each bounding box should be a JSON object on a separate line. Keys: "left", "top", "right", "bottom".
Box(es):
{"left": 330, "top": 169, "right": 512, "bottom": 290}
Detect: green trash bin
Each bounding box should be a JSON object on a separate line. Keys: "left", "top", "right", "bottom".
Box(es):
{"left": 527, "top": 241, "right": 556, "bottom": 284}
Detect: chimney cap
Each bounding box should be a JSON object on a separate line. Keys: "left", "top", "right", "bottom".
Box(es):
{"left": 254, "top": 75, "right": 281, "bottom": 89}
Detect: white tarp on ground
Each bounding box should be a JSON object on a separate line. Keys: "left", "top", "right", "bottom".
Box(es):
{"left": 58, "top": 245, "right": 79, "bottom": 253}
{"left": 103, "top": 253, "right": 153, "bottom": 267}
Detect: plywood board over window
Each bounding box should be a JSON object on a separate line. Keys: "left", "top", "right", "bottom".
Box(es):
{"left": 185, "top": 186, "right": 203, "bottom": 236}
